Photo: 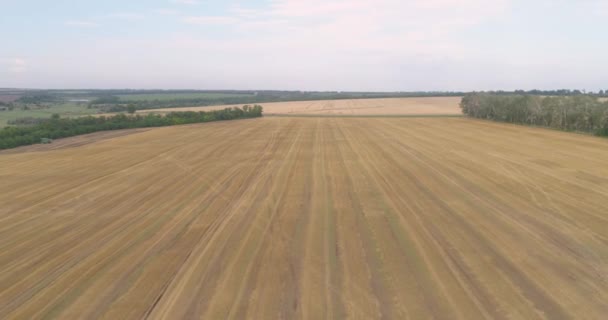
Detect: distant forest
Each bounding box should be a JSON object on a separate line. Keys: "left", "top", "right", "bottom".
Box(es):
{"left": 461, "top": 94, "right": 608, "bottom": 136}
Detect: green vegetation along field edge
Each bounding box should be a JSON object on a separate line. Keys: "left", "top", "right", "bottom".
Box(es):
{"left": 0, "top": 103, "right": 98, "bottom": 127}
{"left": 0, "top": 105, "right": 263, "bottom": 150}
{"left": 460, "top": 93, "right": 608, "bottom": 136}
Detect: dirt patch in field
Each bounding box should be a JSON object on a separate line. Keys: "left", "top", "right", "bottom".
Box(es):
{"left": 0, "top": 95, "right": 21, "bottom": 103}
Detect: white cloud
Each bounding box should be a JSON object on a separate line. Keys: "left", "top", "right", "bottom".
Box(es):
{"left": 9, "top": 58, "right": 27, "bottom": 74}
{"left": 182, "top": 16, "right": 238, "bottom": 25}
{"left": 159, "top": 0, "right": 513, "bottom": 90}
{"left": 594, "top": 0, "right": 608, "bottom": 16}
{"left": 64, "top": 20, "right": 99, "bottom": 27}
{"left": 107, "top": 12, "right": 144, "bottom": 20}
{"left": 170, "top": 0, "right": 200, "bottom": 5}
{"left": 233, "top": 0, "right": 507, "bottom": 21}
{"left": 154, "top": 8, "right": 179, "bottom": 15}
{"left": 15, "top": 0, "right": 608, "bottom": 91}
{"left": 183, "top": 0, "right": 509, "bottom": 58}
{"left": 212, "top": 0, "right": 508, "bottom": 34}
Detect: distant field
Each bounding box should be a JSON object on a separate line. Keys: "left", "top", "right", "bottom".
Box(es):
{"left": 118, "top": 92, "right": 254, "bottom": 101}
{"left": 139, "top": 96, "right": 463, "bottom": 116}
{"left": 0, "top": 103, "right": 97, "bottom": 127}
{"left": 0, "top": 95, "right": 21, "bottom": 103}
{"left": 1, "top": 117, "right": 607, "bottom": 319}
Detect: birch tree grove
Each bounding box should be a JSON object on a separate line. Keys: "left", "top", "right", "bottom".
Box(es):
{"left": 460, "top": 94, "right": 608, "bottom": 136}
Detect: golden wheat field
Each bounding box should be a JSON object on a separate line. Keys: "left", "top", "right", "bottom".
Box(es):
{"left": 137, "top": 96, "right": 462, "bottom": 116}
{"left": 1, "top": 117, "right": 608, "bottom": 319}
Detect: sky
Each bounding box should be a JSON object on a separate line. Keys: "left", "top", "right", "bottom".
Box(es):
{"left": 1, "top": 0, "right": 607, "bottom": 91}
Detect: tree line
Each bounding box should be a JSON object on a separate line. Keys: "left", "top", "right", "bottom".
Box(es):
{"left": 0, "top": 105, "right": 263, "bottom": 150}
{"left": 486, "top": 89, "right": 608, "bottom": 96}
{"left": 460, "top": 94, "right": 608, "bottom": 136}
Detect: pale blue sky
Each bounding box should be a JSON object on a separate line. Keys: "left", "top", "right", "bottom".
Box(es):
{"left": 1, "top": 0, "right": 607, "bottom": 91}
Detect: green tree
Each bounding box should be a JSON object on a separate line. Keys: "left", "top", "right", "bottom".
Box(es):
{"left": 0, "top": 105, "right": 263, "bottom": 150}
{"left": 460, "top": 93, "right": 608, "bottom": 136}
{"left": 127, "top": 105, "right": 137, "bottom": 114}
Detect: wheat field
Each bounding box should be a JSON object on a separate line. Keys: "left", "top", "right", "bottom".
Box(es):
{"left": 1, "top": 117, "right": 607, "bottom": 319}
